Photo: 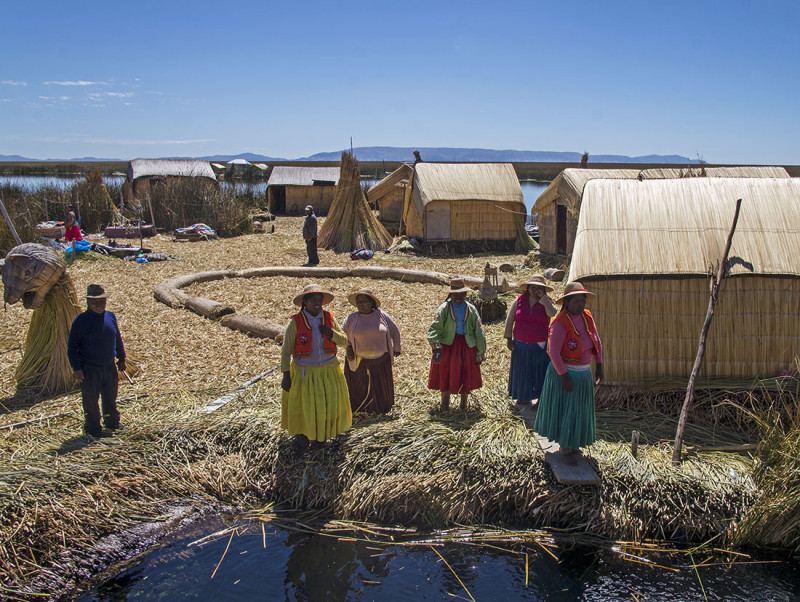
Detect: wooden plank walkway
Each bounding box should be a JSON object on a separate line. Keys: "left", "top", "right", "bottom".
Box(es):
{"left": 515, "top": 402, "right": 601, "bottom": 486}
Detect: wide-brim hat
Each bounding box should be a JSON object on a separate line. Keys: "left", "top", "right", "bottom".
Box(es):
{"left": 447, "top": 278, "right": 472, "bottom": 295}
{"left": 555, "top": 281, "right": 596, "bottom": 305}
{"left": 86, "top": 284, "right": 109, "bottom": 299}
{"left": 293, "top": 283, "right": 334, "bottom": 307}
{"left": 347, "top": 288, "right": 381, "bottom": 308}
{"left": 517, "top": 274, "right": 554, "bottom": 294}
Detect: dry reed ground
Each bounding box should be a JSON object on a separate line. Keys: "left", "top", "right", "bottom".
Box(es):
{"left": 0, "top": 216, "right": 761, "bottom": 597}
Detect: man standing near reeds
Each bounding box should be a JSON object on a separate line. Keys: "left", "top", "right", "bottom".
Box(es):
{"left": 303, "top": 205, "right": 319, "bottom": 266}
{"left": 68, "top": 284, "right": 126, "bottom": 438}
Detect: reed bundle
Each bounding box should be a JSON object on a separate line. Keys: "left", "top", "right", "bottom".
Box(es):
{"left": 14, "top": 276, "right": 80, "bottom": 395}
{"left": 319, "top": 152, "right": 393, "bottom": 252}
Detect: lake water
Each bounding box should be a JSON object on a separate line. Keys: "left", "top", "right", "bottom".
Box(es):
{"left": 0, "top": 176, "right": 549, "bottom": 215}
{"left": 77, "top": 516, "right": 800, "bottom": 601}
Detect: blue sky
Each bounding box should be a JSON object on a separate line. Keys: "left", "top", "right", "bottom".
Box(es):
{"left": 2, "top": 0, "right": 798, "bottom": 164}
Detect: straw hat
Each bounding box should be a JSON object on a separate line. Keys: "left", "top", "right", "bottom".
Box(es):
{"left": 85, "top": 284, "right": 109, "bottom": 299}
{"left": 517, "top": 274, "right": 554, "bottom": 294}
{"left": 347, "top": 288, "right": 381, "bottom": 308}
{"left": 555, "top": 281, "right": 596, "bottom": 305}
{"left": 293, "top": 283, "right": 334, "bottom": 307}
{"left": 447, "top": 278, "right": 471, "bottom": 294}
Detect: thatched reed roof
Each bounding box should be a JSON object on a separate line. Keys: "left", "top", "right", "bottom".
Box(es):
{"left": 640, "top": 166, "right": 790, "bottom": 180}
{"left": 128, "top": 159, "right": 216, "bottom": 182}
{"left": 532, "top": 167, "right": 792, "bottom": 215}
{"left": 413, "top": 163, "right": 524, "bottom": 206}
{"left": 267, "top": 166, "right": 340, "bottom": 187}
{"left": 570, "top": 178, "right": 800, "bottom": 279}
{"left": 531, "top": 168, "right": 640, "bottom": 214}
{"left": 367, "top": 163, "right": 413, "bottom": 201}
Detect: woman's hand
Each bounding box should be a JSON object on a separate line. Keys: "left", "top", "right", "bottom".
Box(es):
{"left": 560, "top": 372, "right": 574, "bottom": 392}
{"left": 319, "top": 324, "right": 333, "bottom": 339}
{"left": 476, "top": 353, "right": 485, "bottom": 366}
{"left": 393, "top": 350, "right": 401, "bottom": 356}
{"left": 432, "top": 348, "right": 442, "bottom": 364}
{"left": 346, "top": 346, "right": 355, "bottom": 360}
{"left": 281, "top": 371, "right": 292, "bottom": 392}
{"left": 594, "top": 363, "right": 604, "bottom": 385}
{"left": 505, "top": 338, "right": 514, "bottom": 351}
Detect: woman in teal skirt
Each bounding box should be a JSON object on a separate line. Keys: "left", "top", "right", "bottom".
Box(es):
{"left": 534, "top": 282, "right": 604, "bottom": 465}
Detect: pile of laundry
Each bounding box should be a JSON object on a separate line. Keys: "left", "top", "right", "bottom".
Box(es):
{"left": 174, "top": 223, "right": 217, "bottom": 241}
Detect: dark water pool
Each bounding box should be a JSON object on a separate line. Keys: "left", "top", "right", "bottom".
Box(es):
{"left": 77, "top": 517, "right": 799, "bottom": 601}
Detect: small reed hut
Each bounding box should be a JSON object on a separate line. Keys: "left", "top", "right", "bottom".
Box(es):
{"left": 367, "top": 163, "right": 413, "bottom": 233}
{"left": 402, "top": 163, "right": 533, "bottom": 252}
{"left": 127, "top": 159, "right": 218, "bottom": 201}
{"left": 266, "top": 166, "right": 340, "bottom": 216}
{"left": 569, "top": 177, "right": 800, "bottom": 385}
{"left": 533, "top": 166, "right": 791, "bottom": 256}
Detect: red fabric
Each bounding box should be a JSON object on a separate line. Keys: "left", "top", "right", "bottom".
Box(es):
{"left": 65, "top": 225, "right": 83, "bottom": 242}
{"left": 551, "top": 309, "right": 599, "bottom": 365}
{"left": 427, "top": 334, "right": 482, "bottom": 394}
{"left": 513, "top": 294, "right": 551, "bottom": 343}
{"left": 291, "top": 310, "right": 337, "bottom": 358}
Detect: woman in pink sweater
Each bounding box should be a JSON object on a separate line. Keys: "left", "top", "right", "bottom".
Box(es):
{"left": 342, "top": 288, "right": 402, "bottom": 413}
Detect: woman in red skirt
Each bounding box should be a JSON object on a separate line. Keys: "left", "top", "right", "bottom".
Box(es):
{"left": 427, "top": 278, "right": 486, "bottom": 410}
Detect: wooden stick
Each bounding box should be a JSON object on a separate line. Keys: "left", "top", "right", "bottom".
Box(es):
{"left": 672, "top": 198, "right": 742, "bottom": 465}
{"left": 0, "top": 189, "right": 22, "bottom": 245}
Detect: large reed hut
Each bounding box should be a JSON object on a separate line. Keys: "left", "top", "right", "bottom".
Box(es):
{"left": 402, "top": 163, "right": 532, "bottom": 251}
{"left": 569, "top": 177, "right": 800, "bottom": 385}
{"left": 367, "top": 163, "right": 413, "bottom": 233}
{"left": 533, "top": 167, "right": 791, "bottom": 255}
{"left": 127, "top": 159, "right": 218, "bottom": 201}
{"left": 266, "top": 166, "right": 340, "bottom": 216}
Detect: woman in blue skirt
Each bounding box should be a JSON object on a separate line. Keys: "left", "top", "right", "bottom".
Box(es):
{"left": 504, "top": 275, "right": 557, "bottom": 405}
{"left": 534, "top": 282, "right": 604, "bottom": 465}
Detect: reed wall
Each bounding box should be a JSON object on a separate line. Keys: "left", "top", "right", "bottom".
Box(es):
{"left": 285, "top": 185, "right": 337, "bottom": 216}
{"left": 449, "top": 200, "right": 521, "bottom": 241}
{"left": 588, "top": 276, "right": 800, "bottom": 383}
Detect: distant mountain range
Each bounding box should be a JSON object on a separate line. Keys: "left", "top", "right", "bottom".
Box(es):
{"left": 0, "top": 147, "right": 700, "bottom": 164}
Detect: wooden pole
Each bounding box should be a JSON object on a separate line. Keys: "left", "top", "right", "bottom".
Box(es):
{"left": 0, "top": 189, "right": 22, "bottom": 246}
{"left": 672, "top": 198, "right": 742, "bottom": 465}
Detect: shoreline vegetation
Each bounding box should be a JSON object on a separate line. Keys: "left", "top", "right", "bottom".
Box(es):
{"left": 3, "top": 160, "right": 800, "bottom": 181}
{"left": 1, "top": 174, "right": 800, "bottom": 599}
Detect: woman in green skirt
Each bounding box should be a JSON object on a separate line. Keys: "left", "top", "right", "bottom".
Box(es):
{"left": 534, "top": 282, "right": 604, "bottom": 465}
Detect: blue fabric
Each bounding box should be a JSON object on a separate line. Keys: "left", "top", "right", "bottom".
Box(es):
{"left": 534, "top": 364, "right": 596, "bottom": 449}
{"left": 508, "top": 340, "right": 551, "bottom": 402}
{"left": 68, "top": 310, "right": 126, "bottom": 369}
{"left": 452, "top": 302, "right": 467, "bottom": 334}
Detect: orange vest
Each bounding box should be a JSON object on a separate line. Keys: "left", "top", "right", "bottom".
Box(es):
{"left": 292, "top": 310, "right": 337, "bottom": 358}
{"left": 553, "top": 309, "right": 599, "bottom": 364}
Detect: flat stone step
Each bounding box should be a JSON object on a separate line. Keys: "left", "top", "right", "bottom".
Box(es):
{"left": 515, "top": 402, "right": 601, "bottom": 486}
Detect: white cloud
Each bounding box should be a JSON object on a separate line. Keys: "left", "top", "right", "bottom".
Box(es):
{"left": 43, "top": 80, "right": 109, "bottom": 86}
{"left": 1, "top": 80, "right": 27, "bottom": 86}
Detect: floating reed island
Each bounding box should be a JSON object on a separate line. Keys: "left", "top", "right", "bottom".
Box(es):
{"left": 1, "top": 217, "right": 799, "bottom": 599}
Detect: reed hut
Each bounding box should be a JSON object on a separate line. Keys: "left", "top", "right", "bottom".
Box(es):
{"left": 531, "top": 168, "right": 640, "bottom": 255}
{"left": 367, "top": 163, "right": 413, "bottom": 233}
{"left": 569, "top": 177, "right": 800, "bottom": 385}
{"left": 266, "top": 166, "right": 340, "bottom": 216}
{"left": 533, "top": 167, "right": 792, "bottom": 256}
{"left": 127, "top": 159, "right": 218, "bottom": 201}
{"left": 402, "top": 163, "right": 533, "bottom": 252}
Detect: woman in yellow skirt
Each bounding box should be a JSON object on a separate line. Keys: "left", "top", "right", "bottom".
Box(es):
{"left": 281, "top": 283, "right": 351, "bottom": 455}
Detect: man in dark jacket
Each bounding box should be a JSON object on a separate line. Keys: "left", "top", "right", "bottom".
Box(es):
{"left": 67, "top": 284, "right": 127, "bottom": 438}
{"left": 303, "top": 204, "right": 319, "bottom": 265}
